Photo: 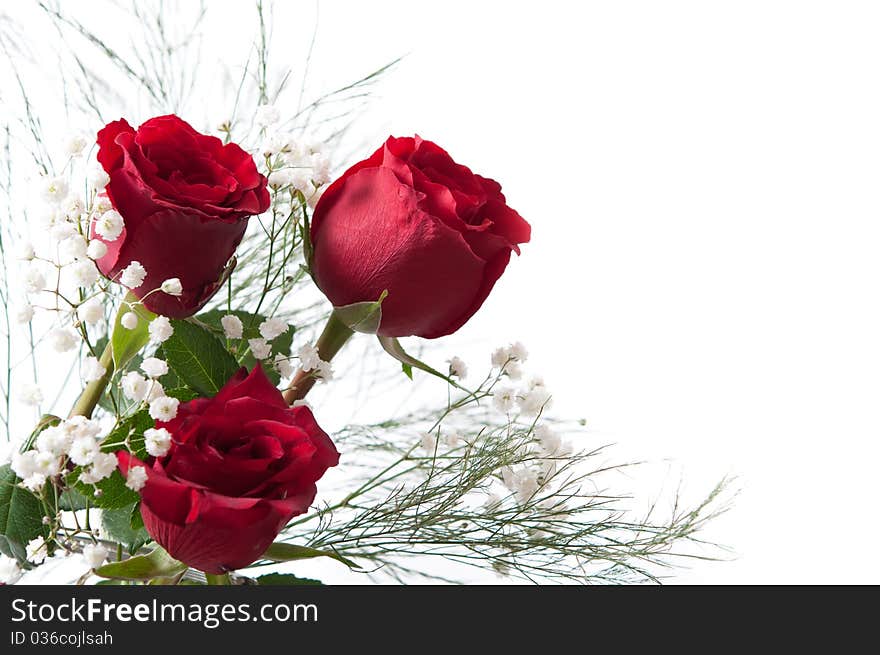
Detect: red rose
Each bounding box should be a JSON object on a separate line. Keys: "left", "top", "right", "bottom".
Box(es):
{"left": 117, "top": 367, "right": 339, "bottom": 574}
{"left": 310, "top": 136, "right": 531, "bottom": 338}
{"left": 91, "top": 115, "right": 270, "bottom": 318}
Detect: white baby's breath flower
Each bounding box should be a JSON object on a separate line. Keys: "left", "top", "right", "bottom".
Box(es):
{"left": 120, "top": 311, "right": 138, "bottom": 330}
{"left": 82, "top": 355, "right": 106, "bottom": 382}
{"left": 82, "top": 543, "right": 109, "bottom": 569}
{"left": 50, "top": 220, "right": 78, "bottom": 242}
{"left": 63, "top": 134, "right": 89, "bottom": 157}
{"left": 262, "top": 132, "right": 292, "bottom": 156}
{"left": 23, "top": 265, "right": 46, "bottom": 294}
{"left": 289, "top": 170, "right": 312, "bottom": 194}
{"left": 26, "top": 538, "right": 48, "bottom": 564}
{"left": 17, "top": 383, "right": 44, "bottom": 407}
{"left": 274, "top": 354, "right": 294, "bottom": 379}
{"left": 41, "top": 176, "right": 69, "bottom": 204}
{"left": 95, "top": 210, "right": 124, "bottom": 241}
{"left": 59, "top": 235, "right": 88, "bottom": 262}
{"left": 248, "top": 338, "right": 271, "bottom": 360}
{"left": 121, "top": 371, "right": 148, "bottom": 402}
{"left": 65, "top": 415, "right": 102, "bottom": 440}
{"left": 420, "top": 432, "right": 438, "bottom": 451}
{"left": 92, "top": 196, "right": 113, "bottom": 215}
{"left": 0, "top": 555, "right": 22, "bottom": 584}
{"left": 259, "top": 317, "right": 288, "bottom": 341}
{"left": 492, "top": 386, "right": 516, "bottom": 413}
{"left": 11, "top": 450, "right": 38, "bottom": 479}
{"left": 255, "top": 103, "right": 281, "bottom": 127}
{"left": 220, "top": 314, "right": 243, "bottom": 339}
{"left": 503, "top": 361, "right": 523, "bottom": 380}
{"left": 501, "top": 466, "right": 539, "bottom": 504}
{"left": 88, "top": 167, "right": 110, "bottom": 191}
{"left": 33, "top": 451, "right": 61, "bottom": 477}
{"left": 78, "top": 298, "right": 104, "bottom": 325}
{"left": 309, "top": 152, "right": 332, "bottom": 185}
{"left": 306, "top": 185, "right": 325, "bottom": 209}
{"left": 68, "top": 436, "right": 99, "bottom": 466}
{"left": 314, "top": 360, "right": 333, "bottom": 382}
{"left": 535, "top": 424, "right": 562, "bottom": 455}
{"left": 444, "top": 431, "right": 464, "bottom": 448}
{"left": 119, "top": 261, "right": 146, "bottom": 289}
{"left": 145, "top": 380, "right": 165, "bottom": 402}
{"left": 447, "top": 356, "right": 468, "bottom": 379}
{"left": 140, "top": 357, "right": 168, "bottom": 379}
{"left": 35, "top": 426, "right": 71, "bottom": 457}
{"left": 16, "top": 241, "right": 35, "bottom": 261}
{"left": 509, "top": 341, "right": 529, "bottom": 363}
{"left": 86, "top": 239, "right": 108, "bottom": 260}
{"left": 160, "top": 278, "right": 183, "bottom": 296}
{"left": 144, "top": 428, "right": 172, "bottom": 458}
{"left": 148, "top": 316, "right": 173, "bottom": 343}
{"left": 483, "top": 492, "right": 502, "bottom": 510}
{"left": 518, "top": 385, "right": 552, "bottom": 416}
{"left": 15, "top": 304, "right": 35, "bottom": 324}
{"left": 48, "top": 328, "right": 79, "bottom": 353}
{"left": 62, "top": 195, "right": 84, "bottom": 219}
{"left": 149, "top": 396, "right": 179, "bottom": 422}
{"left": 491, "top": 346, "right": 511, "bottom": 369}
{"left": 68, "top": 260, "right": 100, "bottom": 287}
{"left": 297, "top": 344, "right": 321, "bottom": 371}
{"left": 21, "top": 473, "right": 47, "bottom": 492}
{"left": 125, "top": 466, "right": 148, "bottom": 492}
{"left": 267, "top": 169, "right": 293, "bottom": 188}
{"left": 81, "top": 452, "right": 117, "bottom": 483}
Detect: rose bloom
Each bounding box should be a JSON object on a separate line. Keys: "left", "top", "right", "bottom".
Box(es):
{"left": 91, "top": 115, "right": 270, "bottom": 318}
{"left": 310, "top": 136, "right": 531, "bottom": 338}
{"left": 118, "top": 367, "right": 339, "bottom": 573}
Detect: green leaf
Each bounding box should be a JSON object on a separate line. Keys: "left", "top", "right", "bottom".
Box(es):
{"left": 300, "top": 207, "right": 313, "bottom": 271}
{"left": 0, "top": 464, "right": 49, "bottom": 560}
{"left": 22, "top": 415, "right": 61, "bottom": 452}
{"left": 111, "top": 292, "right": 155, "bottom": 371}
{"left": 257, "top": 573, "right": 323, "bottom": 586}
{"left": 95, "top": 336, "right": 139, "bottom": 412}
{"left": 378, "top": 336, "right": 478, "bottom": 401}
{"left": 71, "top": 469, "right": 139, "bottom": 510}
{"left": 401, "top": 362, "right": 413, "bottom": 380}
{"left": 195, "top": 309, "right": 294, "bottom": 385}
{"left": 163, "top": 319, "right": 239, "bottom": 396}
{"left": 101, "top": 504, "right": 150, "bottom": 554}
{"left": 262, "top": 542, "right": 361, "bottom": 569}
{"left": 58, "top": 487, "right": 89, "bottom": 511}
{"left": 334, "top": 290, "right": 388, "bottom": 334}
{"left": 95, "top": 546, "right": 186, "bottom": 581}
{"left": 151, "top": 350, "right": 199, "bottom": 402}
{"left": 102, "top": 410, "right": 154, "bottom": 460}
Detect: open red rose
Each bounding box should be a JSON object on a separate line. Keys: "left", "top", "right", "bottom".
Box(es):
{"left": 91, "top": 115, "right": 270, "bottom": 318}
{"left": 310, "top": 135, "right": 531, "bottom": 338}
{"left": 117, "top": 367, "right": 339, "bottom": 574}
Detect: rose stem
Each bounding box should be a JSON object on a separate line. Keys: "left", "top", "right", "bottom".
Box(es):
{"left": 282, "top": 310, "right": 354, "bottom": 405}
{"left": 204, "top": 573, "right": 231, "bottom": 585}
{"left": 68, "top": 341, "right": 114, "bottom": 419}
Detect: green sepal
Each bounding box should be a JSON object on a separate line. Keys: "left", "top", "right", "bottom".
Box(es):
{"left": 262, "top": 542, "right": 360, "bottom": 569}
{"left": 94, "top": 546, "right": 186, "bottom": 581}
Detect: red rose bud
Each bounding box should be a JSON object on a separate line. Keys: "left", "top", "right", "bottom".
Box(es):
{"left": 117, "top": 367, "right": 339, "bottom": 574}
{"left": 91, "top": 115, "right": 270, "bottom": 318}
{"left": 310, "top": 136, "right": 531, "bottom": 338}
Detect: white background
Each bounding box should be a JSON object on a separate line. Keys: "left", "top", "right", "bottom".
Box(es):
{"left": 6, "top": 0, "right": 880, "bottom": 584}
{"left": 313, "top": 0, "right": 880, "bottom": 584}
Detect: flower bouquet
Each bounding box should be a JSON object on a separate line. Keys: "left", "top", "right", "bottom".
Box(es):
{"left": 0, "top": 1, "right": 729, "bottom": 586}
